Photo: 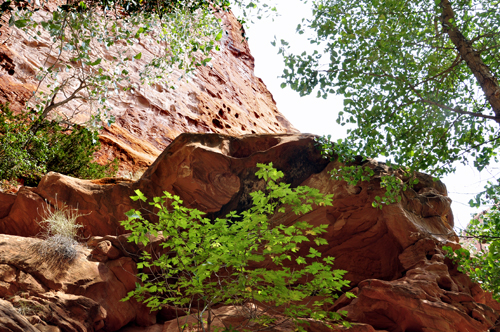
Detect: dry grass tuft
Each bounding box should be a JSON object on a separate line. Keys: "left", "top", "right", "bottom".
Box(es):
{"left": 31, "top": 200, "right": 86, "bottom": 265}
{"left": 35, "top": 234, "right": 81, "bottom": 262}
{"left": 39, "top": 202, "right": 84, "bottom": 240}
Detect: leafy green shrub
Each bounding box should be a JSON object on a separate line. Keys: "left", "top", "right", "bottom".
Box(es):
{"left": 121, "top": 163, "right": 353, "bottom": 331}
{"left": 0, "top": 103, "right": 117, "bottom": 185}
{"left": 444, "top": 204, "right": 500, "bottom": 300}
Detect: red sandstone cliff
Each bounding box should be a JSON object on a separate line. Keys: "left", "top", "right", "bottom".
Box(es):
{"left": 0, "top": 10, "right": 297, "bottom": 173}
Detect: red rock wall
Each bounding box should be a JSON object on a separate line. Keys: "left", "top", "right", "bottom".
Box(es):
{"left": 0, "top": 11, "right": 297, "bottom": 173}
{"left": 0, "top": 133, "right": 498, "bottom": 331}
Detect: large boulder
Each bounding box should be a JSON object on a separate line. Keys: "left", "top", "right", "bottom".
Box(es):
{"left": 0, "top": 234, "right": 152, "bottom": 331}
{"left": 0, "top": 133, "right": 497, "bottom": 331}
{"left": 0, "top": 134, "right": 327, "bottom": 238}
{"left": 336, "top": 239, "right": 500, "bottom": 331}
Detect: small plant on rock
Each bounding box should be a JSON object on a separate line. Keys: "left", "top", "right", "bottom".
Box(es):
{"left": 34, "top": 200, "right": 85, "bottom": 263}
{"left": 121, "top": 163, "right": 354, "bottom": 332}
{"left": 444, "top": 201, "right": 500, "bottom": 301}
{"left": 10, "top": 294, "right": 44, "bottom": 317}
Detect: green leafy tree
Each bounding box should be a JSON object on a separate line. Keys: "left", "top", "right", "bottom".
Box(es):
{"left": 121, "top": 163, "right": 353, "bottom": 332}
{"left": 280, "top": 0, "right": 500, "bottom": 176}
{"left": 0, "top": 103, "right": 117, "bottom": 185}
{"left": 277, "top": 0, "right": 500, "bottom": 297}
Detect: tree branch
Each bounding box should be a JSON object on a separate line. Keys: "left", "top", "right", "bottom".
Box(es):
{"left": 400, "top": 70, "right": 499, "bottom": 122}
{"left": 40, "top": 79, "right": 88, "bottom": 118}
{"left": 421, "top": 99, "right": 499, "bottom": 121}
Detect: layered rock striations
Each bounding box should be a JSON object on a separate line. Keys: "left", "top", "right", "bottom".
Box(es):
{"left": 0, "top": 133, "right": 498, "bottom": 331}
{"left": 0, "top": 11, "right": 297, "bottom": 173}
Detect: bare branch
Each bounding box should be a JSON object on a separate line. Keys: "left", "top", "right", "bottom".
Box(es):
{"left": 41, "top": 78, "right": 88, "bottom": 118}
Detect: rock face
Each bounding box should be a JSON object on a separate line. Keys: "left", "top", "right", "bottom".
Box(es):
{"left": 0, "top": 133, "right": 498, "bottom": 331}
{"left": 0, "top": 10, "right": 297, "bottom": 173}
{"left": 339, "top": 238, "right": 500, "bottom": 332}
{"left": 0, "top": 232, "right": 164, "bottom": 332}
{"left": 0, "top": 134, "right": 328, "bottom": 238}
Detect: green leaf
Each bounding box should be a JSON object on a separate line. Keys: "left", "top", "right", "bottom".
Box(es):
{"left": 86, "top": 58, "right": 102, "bottom": 66}
{"left": 215, "top": 31, "right": 223, "bottom": 41}
{"left": 14, "top": 19, "right": 28, "bottom": 28}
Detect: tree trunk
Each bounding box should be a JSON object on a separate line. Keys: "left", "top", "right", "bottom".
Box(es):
{"left": 440, "top": 0, "right": 500, "bottom": 122}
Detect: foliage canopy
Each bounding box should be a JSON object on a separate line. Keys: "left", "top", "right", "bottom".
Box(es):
{"left": 0, "top": 103, "right": 117, "bottom": 185}
{"left": 280, "top": 0, "right": 500, "bottom": 177}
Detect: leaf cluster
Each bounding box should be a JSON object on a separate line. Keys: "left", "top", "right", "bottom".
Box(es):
{"left": 0, "top": 103, "right": 117, "bottom": 185}
{"left": 0, "top": 0, "right": 231, "bottom": 22}
{"left": 120, "top": 163, "right": 353, "bottom": 331}
{"left": 315, "top": 137, "right": 419, "bottom": 209}
{"left": 444, "top": 203, "right": 500, "bottom": 300}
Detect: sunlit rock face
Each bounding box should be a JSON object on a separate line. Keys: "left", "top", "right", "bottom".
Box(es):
{"left": 0, "top": 133, "right": 498, "bottom": 331}
{"left": 0, "top": 10, "right": 297, "bottom": 173}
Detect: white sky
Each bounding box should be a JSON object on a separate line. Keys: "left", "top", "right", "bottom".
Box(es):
{"left": 234, "top": 0, "right": 498, "bottom": 230}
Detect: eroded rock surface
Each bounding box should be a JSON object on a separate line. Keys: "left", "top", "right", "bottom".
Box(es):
{"left": 335, "top": 239, "right": 500, "bottom": 331}
{"left": 0, "top": 11, "right": 297, "bottom": 174}
{"left": 0, "top": 134, "right": 328, "bottom": 237}
{"left": 0, "top": 133, "right": 495, "bottom": 331}
{"left": 0, "top": 233, "right": 155, "bottom": 331}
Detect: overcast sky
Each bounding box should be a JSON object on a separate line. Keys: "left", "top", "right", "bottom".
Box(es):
{"left": 234, "top": 0, "right": 499, "bottom": 230}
